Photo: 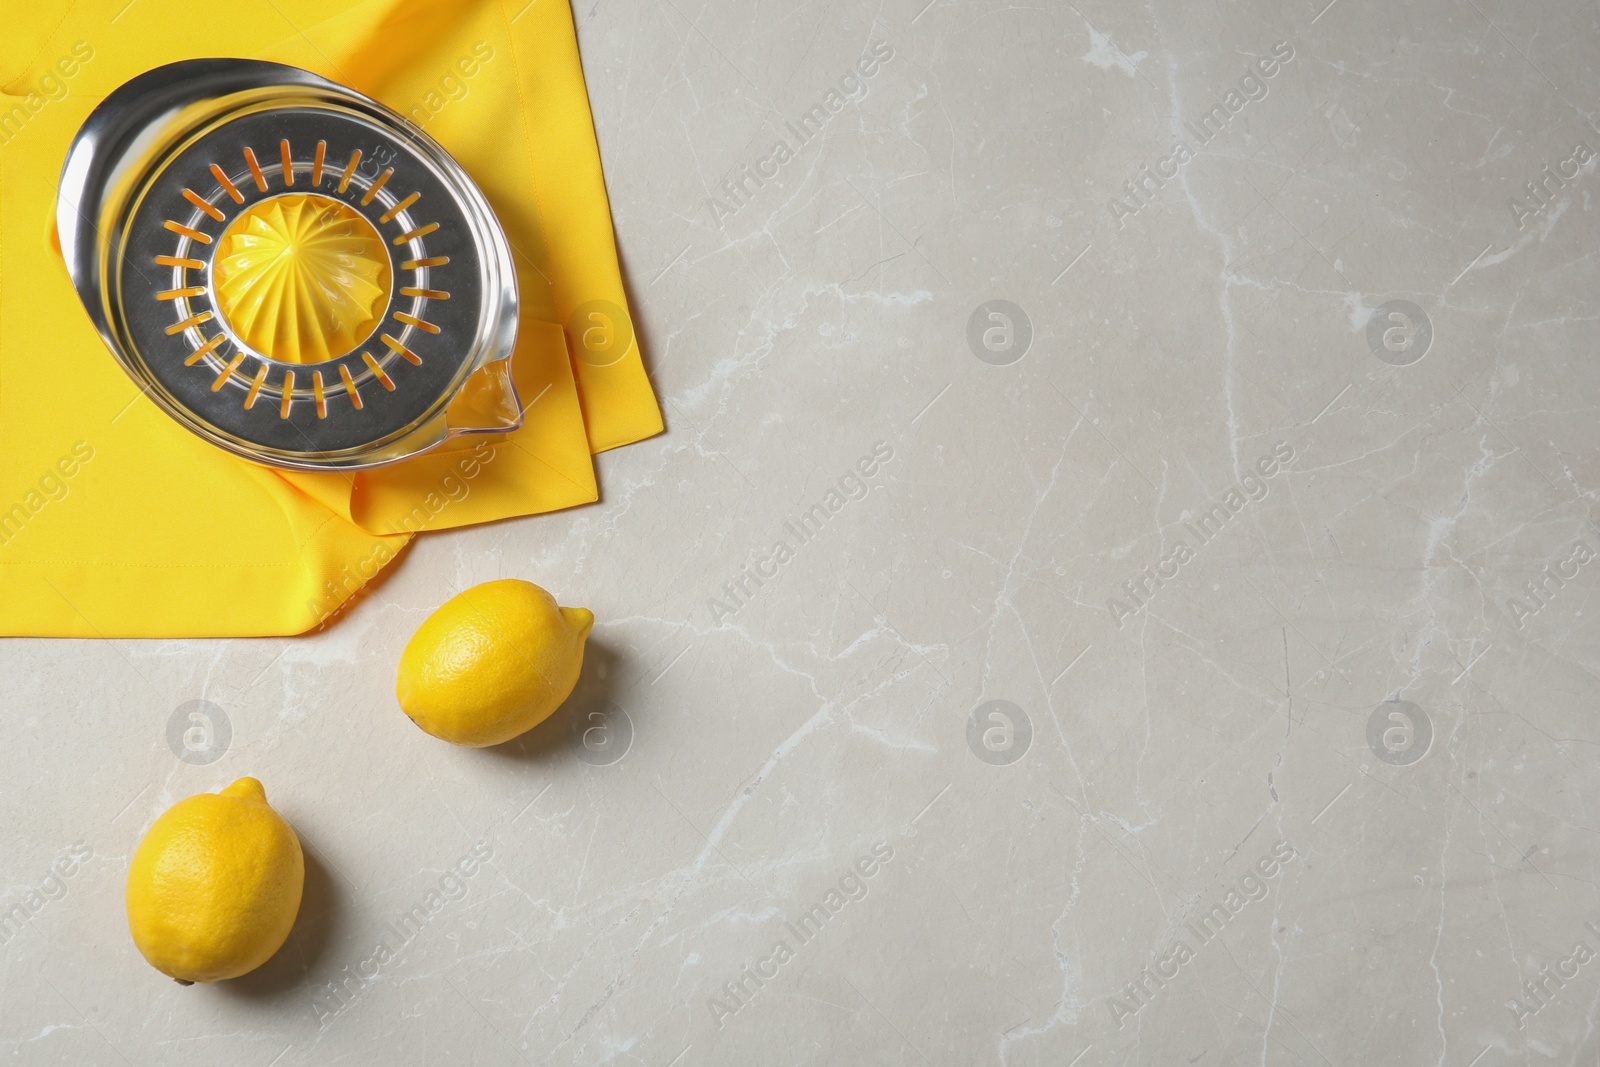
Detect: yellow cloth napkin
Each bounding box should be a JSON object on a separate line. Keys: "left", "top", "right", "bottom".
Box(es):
{"left": 0, "top": 0, "right": 661, "bottom": 637}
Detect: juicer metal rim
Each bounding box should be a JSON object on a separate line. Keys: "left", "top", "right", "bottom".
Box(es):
{"left": 57, "top": 58, "right": 520, "bottom": 471}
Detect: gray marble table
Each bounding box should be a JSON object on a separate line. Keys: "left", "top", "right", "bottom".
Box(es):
{"left": 5, "top": 0, "right": 1599, "bottom": 1063}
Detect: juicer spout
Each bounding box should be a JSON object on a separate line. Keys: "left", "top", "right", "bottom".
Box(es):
{"left": 446, "top": 358, "right": 523, "bottom": 435}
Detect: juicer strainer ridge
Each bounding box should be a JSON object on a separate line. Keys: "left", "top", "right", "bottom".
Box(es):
{"left": 57, "top": 58, "right": 521, "bottom": 471}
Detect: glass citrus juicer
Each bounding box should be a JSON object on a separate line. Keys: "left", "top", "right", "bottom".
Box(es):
{"left": 57, "top": 59, "right": 521, "bottom": 471}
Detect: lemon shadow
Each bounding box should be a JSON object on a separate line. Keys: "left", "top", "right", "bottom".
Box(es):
{"left": 218, "top": 830, "right": 340, "bottom": 1001}
{"left": 483, "top": 636, "right": 628, "bottom": 764}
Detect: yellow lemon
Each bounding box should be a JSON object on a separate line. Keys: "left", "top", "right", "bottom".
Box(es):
{"left": 126, "top": 778, "right": 304, "bottom": 983}
{"left": 396, "top": 579, "right": 594, "bottom": 747}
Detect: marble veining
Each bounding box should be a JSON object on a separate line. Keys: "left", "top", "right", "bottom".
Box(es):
{"left": 4, "top": 0, "right": 1600, "bottom": 1063}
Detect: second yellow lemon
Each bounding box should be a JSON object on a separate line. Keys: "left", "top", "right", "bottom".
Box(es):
{"left": 126, "top": 777, "right": 304, "bottom": 983}
{"left": 396, "top": 579, "right": 594, "bottom": 747}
